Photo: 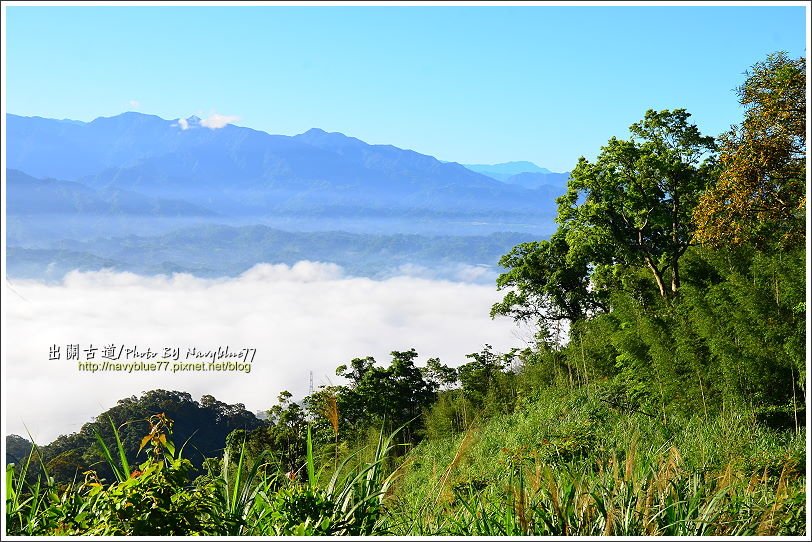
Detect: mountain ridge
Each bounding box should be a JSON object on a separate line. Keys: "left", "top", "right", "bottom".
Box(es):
{"left": 6, "top": 112, "right": 563, "bottom": 216}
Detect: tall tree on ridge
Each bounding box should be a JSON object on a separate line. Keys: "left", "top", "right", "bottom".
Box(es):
{"left": 694, "top": 52, "right": 806, "bottom": 249}
{"left": 558, "top": 109, "right": 717, "bottom": 299}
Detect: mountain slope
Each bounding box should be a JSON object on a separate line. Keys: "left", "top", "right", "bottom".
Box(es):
{"left": 6, "top": 169, "right": 215, "bottom": 216}
{"left": 464, "top": 161, "right": 553, "bottom": 181}
{"left": 503, "top": 171, "right": 570, "bottom": 190}
{"left": 6, "top": 113, "right": 559, "bottom": 216}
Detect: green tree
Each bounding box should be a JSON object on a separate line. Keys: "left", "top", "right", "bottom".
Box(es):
{"left": 457, "top": 344, "right": 518, "bottom": 414}
{"left": 559, "top": 109, "right": 717, "bottom": 299}
{"left": 491, "top": 229, "right": 608, "bottom": 332}
{"left": 5, "top": 435, "right": 33, "bottom": 465}
{"left": 335, "top": 350, "right": 437, "bottom": 444}
{"left": 421, "top": 357, "right": 458, "bottom": 391}
{"left": 25, "top": 390, "right": 264, "bottom": 486}
{"left": 265, "top": 391, "right": 308, "bottom": 470}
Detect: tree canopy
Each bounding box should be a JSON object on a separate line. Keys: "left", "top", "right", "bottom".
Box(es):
{"left": 557, "top": 109, "right": 717, "bottom": 299}
{"left": 491, "top": 229, "right": 607, "bottom": 333}
{"left": 694, "top": 52, "right": 806, "bottom": 248}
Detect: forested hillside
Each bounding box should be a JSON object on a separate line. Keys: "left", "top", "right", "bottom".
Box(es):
{"left": 6, "top": 52, "right": 806, "bottom": 537}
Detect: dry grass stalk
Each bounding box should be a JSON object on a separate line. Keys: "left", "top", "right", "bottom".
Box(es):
{"left": 545, "top": 467, "right": 561, "bottom": 519}
{"left": 746, "top": 472, "right": 761, "bottom": 494}
{"left": 625, "top": 435, "right": 639, "bottom": 481}
{"left": 576, "top": 480, "right": 591, "bottom": 519}
{"left": 716, "top": 461, "right": 734, "bottom": 493}
{"left": 757, "top": 460, "right": 792, "bottom": 535}
{"left": 603, "top": 503, "right": 615, "bottom": 535}
{"left": 656, "top": 446, "right": 683, "bottom": 494}
{"left": 531, "top": 461, "right": 543, "bottom": 493}
{"left": 642, "top": 478, "right": 656, "bottom": 535}
{"left": 433, "top": 427, "right": 478, "bottom": 505}
{"left": 611, "top": 455, "right": 620, "bottom": 487}
{"left": 323, "top": 394, "right": 339, "bottom": 436}
{"left": 514, "top": 485, "right": 528, "bottom": 534}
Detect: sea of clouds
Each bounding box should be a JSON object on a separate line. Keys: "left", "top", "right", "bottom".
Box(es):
{"left": 3, "top": 262, "right": 531, "bottom": 444}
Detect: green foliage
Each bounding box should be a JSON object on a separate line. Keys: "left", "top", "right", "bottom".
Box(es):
{"left": 81, "top": 458, "right": 217, "bottom": 536}
{"left": 695, "top": 52, "right": 806, "bottom": 248}
{"left": 6, "top": 414, "right": 402, "bottom": 536}
{"left": 423, "top": 391, "right": 476, "bottom": 440}
{"left": 306, "top": 426, "right": 316, "bottom": 489}
{"left": 490, "top": 80, "right": 804, "bottom": 422}
{"left": 421, "top": 344, "right": 522, "bottom": 440}
{"left": 5, "top": 435, "right": 33, "bottom": 465}
{"left": 24, "top": 390, "right": 264, "bottom": 488}
{"left": 457, "top": 345, "right": 516, "bottom": 408}
{"left": 388, "top": 386, "right": 806, "bottom": 536}
{"left": 92, "top": 417, "right": 130, "bottom": 483}
{"left": 6, "top": 413, "right": 220, "bottom": 536}
{"left": 491, "top": 230, "right": 607, "bottom": 330}
{"left": 6, "top": 51, "right": 805, "bottom": 538}
{"left": 515, "top": 243, "right": 805, "bottom": 421}
{"left": 558, "top": 109, "right": 717, "bottom": 298}
{"left": 233, "top": 391, "right": 307, "bottom": 473}
{"left": 332, "top": 349, "right": 438, "bottom": 444}
{"left": 679, "top": 246, "right": 805, "bottom": 411}
{"left": 261, "top": 486, "right": 338, "bottom": 535}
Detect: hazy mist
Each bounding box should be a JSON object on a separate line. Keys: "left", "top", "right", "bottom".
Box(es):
{"left": 4, "top": 262, "right": 530, "bottom": 443}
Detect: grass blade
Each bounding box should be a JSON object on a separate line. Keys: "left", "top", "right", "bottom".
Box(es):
{"left": 109, "top": 417, "right": 130, "bottom": 477}
{"left": 93, "top": 429, "right": 125, "bottom": 483}
{"left": 307, "top": 425, "right": 316, "bottom": 489}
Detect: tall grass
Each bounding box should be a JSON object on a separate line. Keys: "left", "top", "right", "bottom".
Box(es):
{"left": 386, "top": 386, "right": 806, "bottom": 536}
{"left": 5, "top": 390, "right": 806, "bottom": 536}
{"left": 386, "top": 441, "right": 805, "bottom": 536}
{"left": 213, "top": 438, "right": 278, "bottom": 535}
{"left": 6, "top": 415, "right": 409, "bottom": 536}
{"left": 92, "top": 417, "right": 130, "bottom": 483}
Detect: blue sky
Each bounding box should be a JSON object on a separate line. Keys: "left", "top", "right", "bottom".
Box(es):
{"left": 4, "top": 4, "right": 807, "bottom": 172}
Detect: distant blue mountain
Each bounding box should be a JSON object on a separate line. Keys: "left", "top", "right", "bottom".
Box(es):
{"left": 6, "top": 113, "right": 560, "bottom": 216}
{"left": 6, "top": 169, "right": 215, "bottom": 217}
{"left": 5, "top": 112, "right": 563, "bottom": 280}
{"left": 462, "top": 162, "right": 570, "bottom": 197}
{"left": 7, "top": 113, "right": 185, "bottom": 180}
{"left": 503, "top": 171, "right": 570, "bottom": 191}
{"left": 463, "top": 161, "right": 555, "bottom": 181}
{"left": 292, "top": 128, "right": 491, "bottom": 188}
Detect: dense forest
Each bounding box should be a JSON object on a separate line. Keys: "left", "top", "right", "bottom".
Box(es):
{"left": 6, "top": 52, "right": 806, "bottom": 536}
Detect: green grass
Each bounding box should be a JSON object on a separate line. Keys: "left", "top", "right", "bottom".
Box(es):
{"left": 384, "top": 386, "right": 805, "bottom": 536}
{"left": 5, "top": 388, "right": 806, "bottom": 536}
{"left": 5, "top": 417, "right": 402, "bottom": 536}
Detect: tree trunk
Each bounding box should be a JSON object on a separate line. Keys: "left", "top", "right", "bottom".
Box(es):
{"left": 671, "top": 257, "right": 680, "bottom": 295}
{"left": 645, "top": 256, "right": 668, "bottom": 298}
{"left": 670, "top": 193, "right": 681, "bottom": 296}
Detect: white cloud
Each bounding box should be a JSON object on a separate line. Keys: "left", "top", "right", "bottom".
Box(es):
{"left": 389, "top": 263, "right": 497, "bottom": 283}
{"left": 200, "top": 113, "right": 240, "bottom": 129}
{"left": 177, "top": 118, "right": 190, "bottom": 130}
{"left": 3, "top": 263, "right": 530, "bottom": 443}
{"left": 128, "top": 100, "right": 140, "bottom": 109}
